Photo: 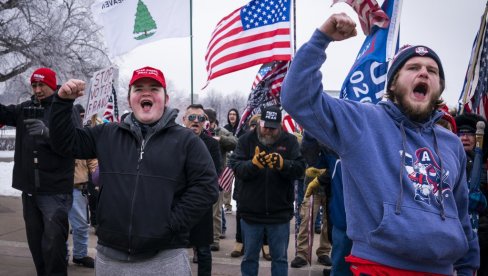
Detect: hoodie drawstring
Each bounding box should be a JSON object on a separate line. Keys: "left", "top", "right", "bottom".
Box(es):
{"left": 432, "top": 129, "right": 446, "bottom": 220}
{"left": 396, "top": 121, "right": 406, "bottom": 215}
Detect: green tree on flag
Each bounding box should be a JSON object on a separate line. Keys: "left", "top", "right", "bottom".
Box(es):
{"left": 133, "top": 0, "right": 157, "bottom": 40}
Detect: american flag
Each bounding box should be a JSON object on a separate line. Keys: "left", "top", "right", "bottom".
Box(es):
{"left": 282, "top": 113, "right": 302, "bottom": 134}
{"left": 459, "top": 4, "right": 488, "bottom": 119}
{"left": 103, "top": 95, "right": 115, "bottom": 122}
{"left": 339, "top": 0, "right": 400, "bottom": 104}
{"left": 219, "top": 167, "right": 235, "bottom": 193}
{"left": 236, "top": 60, "right": 289, "bottom": 134}
{"left": 332, "top": 0, "right": 390, "bottom": 35}
{"left": 204, "top": 0, "right": 292, "bottom": 86}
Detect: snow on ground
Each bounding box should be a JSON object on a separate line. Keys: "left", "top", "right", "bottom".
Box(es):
{"left": 0, "top": 161, "right": 20, "bottom": 197}
{"left": 0, "top": 151, "right": 14, "bottom": 158}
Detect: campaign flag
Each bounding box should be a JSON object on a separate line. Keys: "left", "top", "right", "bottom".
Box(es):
{"left": 219, "top": 167, "right": 235, "bottom": 193}
{"left": 236, "top": 61, "right": 289, "bottom": 134}
{"left": 332, "top": 0, "right": 390, "bottom": 35}
{"left": 204, "top": 0, "right": 292, "bottom": 87}
{"left": 339, "top": 0, "right": 401, "bottom": 104}
{"left": 91, "top": 0, "right": 190, "bottom": 57}
{"left": 103, "top": 95, "right": 115, "bottom": 122}
{"left": 459, "top": 4, "right": 488, "bottom": 118}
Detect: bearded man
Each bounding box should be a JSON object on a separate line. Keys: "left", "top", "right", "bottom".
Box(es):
{"left": 228, "top": 105, "right": 306, "bottom": 276}
{"left": 281, "top": 13, "right": 479, "bottom": 276}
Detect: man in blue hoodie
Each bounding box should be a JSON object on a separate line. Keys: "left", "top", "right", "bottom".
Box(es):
{"left": 281, "top": 13, "right": 479, "bottom": 275}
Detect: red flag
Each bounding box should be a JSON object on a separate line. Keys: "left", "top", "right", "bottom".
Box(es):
{"left": 204, "top": 0, "right": 292, "bottom": 87}
{"left": 332, "top": 0, "right": 390, "bottom": 35}
{"left": 219, "top": 167, "right": 235, "bottom": 193}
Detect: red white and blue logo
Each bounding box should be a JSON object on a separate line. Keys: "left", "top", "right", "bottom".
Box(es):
{"left": 403, "top": 148, "right": 451, "bottom": 205}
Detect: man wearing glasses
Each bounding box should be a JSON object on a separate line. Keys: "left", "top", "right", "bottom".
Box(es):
{"left": 183, "top": 104, "right": 221, "bottom": 276}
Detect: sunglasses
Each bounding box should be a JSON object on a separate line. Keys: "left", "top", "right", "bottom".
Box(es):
{"left": 187, "top": 114, "right": 207, "bottom": 123}
{"left": 457, "top": 132, "right": 475, "bottom": 137}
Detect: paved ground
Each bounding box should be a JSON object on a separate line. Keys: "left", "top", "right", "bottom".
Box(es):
{"left": 0, "top": 195, "right": 327, "bottom": 275}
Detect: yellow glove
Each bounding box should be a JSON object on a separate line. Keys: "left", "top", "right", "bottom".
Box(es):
{"left": 293, "top": 132, "right": 303, "bottom": 144}
{"left": 305, "top": 167, "right": 326, "bottom": 178}
{"left": 265, "top": 152, "right": 284, "bottom": 170}
{"left": 252, "top": 146, "right": 267, "bottom": 169}
{"left": 305, "top": 177, "right": 320, "bottom": 198}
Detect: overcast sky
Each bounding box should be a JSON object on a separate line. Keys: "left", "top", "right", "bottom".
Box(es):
{"left": 110, "top": 0, "right": 487, "bottom": 108}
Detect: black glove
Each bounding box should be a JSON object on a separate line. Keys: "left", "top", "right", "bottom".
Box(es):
{"left": 24, "top": 119, "right": 49, "bottom": 138}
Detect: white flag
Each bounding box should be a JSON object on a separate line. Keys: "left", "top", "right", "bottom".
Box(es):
{"left": 91, "top": 0, "right": 190, "bottom": 57}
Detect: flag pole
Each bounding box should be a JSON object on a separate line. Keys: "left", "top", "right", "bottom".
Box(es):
{"left": 190, "top": 0, "right": 194, "bottom": 104}
{"left": 292, "top": 0, "right": 296, "bottom": 55}
{"left": 460, "top": 2, "right": 488, "bottom": 115}
{"left": 386, "top": 0, "right": 403, "bottom": 63}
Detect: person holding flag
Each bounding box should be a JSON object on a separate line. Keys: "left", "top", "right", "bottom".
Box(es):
{"left": 281, "top": 12, "right": 479, "bottom": 275}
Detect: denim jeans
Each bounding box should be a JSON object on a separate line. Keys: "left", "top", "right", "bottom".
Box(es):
{"left": 330, "top": 226, "right": 352, "bottom": 276}
{"left": 68, "top": 188, "right": 89, "bottom": 259}
{"left": 241, "top": 219, "right": 290, "bottom": 276}
{"left": 22, "top": 192, "right": 72, "bottom": 276}
{"left": 195, "top": 245, "right": 212, "bottom": 276}
{"left": 221, "top": 206, "right": 227, "bottom": 233}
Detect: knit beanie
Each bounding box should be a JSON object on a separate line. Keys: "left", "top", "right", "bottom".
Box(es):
{"left": 30, "top": 68, "right": 57, "bottom": 91}
{"left": 387, "top": 45, "right": 444, "bottom": 91}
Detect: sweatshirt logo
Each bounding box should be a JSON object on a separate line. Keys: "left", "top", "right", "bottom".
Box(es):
{"left": 402, "top": 148, "right": 451, "bottom": 205}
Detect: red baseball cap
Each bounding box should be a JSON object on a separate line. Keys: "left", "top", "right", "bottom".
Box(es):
{"left": 30, "top": 67, "right": 57, "bottom": 91}
{"left": 129, "top": 66, "right": 166, "bottom": 89}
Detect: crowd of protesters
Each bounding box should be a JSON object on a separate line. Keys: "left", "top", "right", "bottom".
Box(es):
{"left": 1, "top": 12, "right": 487, "bottom": 276}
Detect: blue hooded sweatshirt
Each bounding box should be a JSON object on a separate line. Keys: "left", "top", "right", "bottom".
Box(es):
{"left": 281, "top": 29, "right": 479, "bottom": 275}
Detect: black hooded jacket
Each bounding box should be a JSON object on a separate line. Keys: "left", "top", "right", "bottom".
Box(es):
{"left": 229, "top": 129, "right": 306, "bottom": 224}
{"left": 0, "top": 93, "right": 74, "bottom": 194}
{"left": 49, "top": 95, "right": 219, "bottom": 255}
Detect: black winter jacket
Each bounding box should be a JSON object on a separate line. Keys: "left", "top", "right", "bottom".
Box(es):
{"left": 49, "top": 96, "right": 219, "bottom": 255}
{"left": 0, "top": 94, "right": 74, "bottom": 194}
{"left": 189, "top": 132, "right": 221, "bottom": 246}
{"left": 229, "top": 129, "right": 306, "bottom": 224}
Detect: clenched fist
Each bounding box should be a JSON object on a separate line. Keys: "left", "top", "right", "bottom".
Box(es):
{"left": 319, "top": 13, "right": 357, "bottom": 42}
{"left": 58, "top": 79, "right": 86, "bottom": 100}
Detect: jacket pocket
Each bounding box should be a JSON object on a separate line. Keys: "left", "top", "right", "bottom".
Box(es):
{"left": 368, "top": 203, "right": 468, "bottom": 262}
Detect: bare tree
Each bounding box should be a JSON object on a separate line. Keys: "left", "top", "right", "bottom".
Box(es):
{"left": 0, "top": 0, "right": 109, "bottom": 83}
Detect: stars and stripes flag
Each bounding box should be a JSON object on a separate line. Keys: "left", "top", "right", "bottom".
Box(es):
{"left": 219, "top": 167, "right": 235, "bottom": 193}
{"left": 103, "top": 95, "right": 115, "bottom": 122}
{"left": 339, "top": 0, "right": 402, "bottom": 104}
{"left": 459, "top": 3, "right": 488, "bottom": 118}
{"left": 332, "top": 0, "right": 390, "bottom": 35}
{"left": 236, "top": 61, "right": 289, "bottom": 134}
{"left": 204, "top": 0, "right": 292, "bottom": 87}
{"left": 282, "top": 113, "right": 302, "bottom": 134}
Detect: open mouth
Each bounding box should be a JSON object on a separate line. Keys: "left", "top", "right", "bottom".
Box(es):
{"left": 140, "top": 99, "right": 153, "bottom": 111}
{"left": 413, "top": 83, "right": 428, "bottom": 100}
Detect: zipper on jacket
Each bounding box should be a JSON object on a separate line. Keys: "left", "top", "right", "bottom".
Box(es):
{"left": 128, "top": 139, "right": 145, "bottom": 255}
{"left": 136, "top": 140, "right": 146, "bottom": 170}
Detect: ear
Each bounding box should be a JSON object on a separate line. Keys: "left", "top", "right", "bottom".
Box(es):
{"left": 164, "top": 93, "right": 169, "bottom": 107}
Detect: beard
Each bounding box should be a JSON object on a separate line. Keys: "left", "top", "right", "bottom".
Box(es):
{"left": 390, "top": 84, "right": 440, "bottom": 122}
{"left": 257, "top": 126, "right": 281, "bottom": 146}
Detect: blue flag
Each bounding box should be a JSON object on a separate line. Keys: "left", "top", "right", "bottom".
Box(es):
{"left": 340, "top": 0, "right": 401, "bottom": 103}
